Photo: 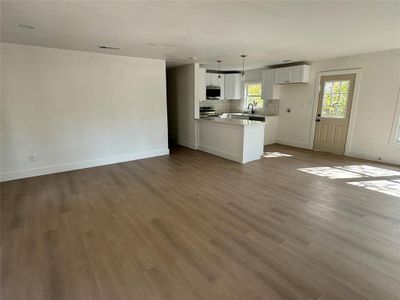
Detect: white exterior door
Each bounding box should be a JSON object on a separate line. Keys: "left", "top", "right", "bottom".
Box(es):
{"left": 314, "top": 74, "right": 356, "bottom": 154}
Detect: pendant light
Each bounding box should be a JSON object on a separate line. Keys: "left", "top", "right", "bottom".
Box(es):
{"left": 240, "top": 54, "right": 247, "bottom": 80}
{"left": 217, "top": 59, "right": 222, "bottom": 78}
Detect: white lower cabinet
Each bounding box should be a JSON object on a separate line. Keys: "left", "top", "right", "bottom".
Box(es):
{"left": 264, "top": 116, "right": 279, "bottom": 145}
{"left": 198, "top": 119, "right": 265, "bottom": 163}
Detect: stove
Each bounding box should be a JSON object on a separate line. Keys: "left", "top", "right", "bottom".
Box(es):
{"left": 199, "top": 106, "right": 218, "bottom": 118}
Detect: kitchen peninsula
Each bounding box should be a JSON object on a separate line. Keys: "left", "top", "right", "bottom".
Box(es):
{"left": 197, "top": 117, "right": 265, "bottom": 163}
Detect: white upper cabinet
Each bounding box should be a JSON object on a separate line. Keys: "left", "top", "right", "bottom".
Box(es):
{"left": 288, "top": 65, "right": 310, "bottom": 83}
{"left": 262, "top": 69, "right": 280, "bottom": 100}
{"left": 273, "top": 65, "right": 310, "bottom": 84}
{"left": 204, "top": 71, "right": 241, "bottom": 100}
{"left": 224, "top": 74, "right": 241, "bottom": 100}
{"left": 206, "top": 72, "right": 224, "bottom": 87}
{"left": 274, "top": 68, "right": 288, "bottom": 85}
{"left": 205, "top": 72, "right": 212, "bottom": 86}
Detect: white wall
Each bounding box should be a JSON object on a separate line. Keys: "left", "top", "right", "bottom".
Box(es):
{"left": 0, "top": 43, "right": 169, "bottom": 181}
{"left": 167, "top": 63, "right": 199, "bottom": 149}
{"left": 277, "top": 49, "right": 400, "bottom": 165}
{"left": 242, "top": 69, "right": 263, "bottom": 83}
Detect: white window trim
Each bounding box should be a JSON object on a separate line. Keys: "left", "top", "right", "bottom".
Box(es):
{"left": 243, "top": 81, "right": 263, "bottom": 109}
{"left": 389, "top": 86, "right": 400, "bottom": 147}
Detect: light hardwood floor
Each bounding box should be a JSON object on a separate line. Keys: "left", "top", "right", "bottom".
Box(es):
{"left": 1, "top": 145, "right": 400, "bottom": 300}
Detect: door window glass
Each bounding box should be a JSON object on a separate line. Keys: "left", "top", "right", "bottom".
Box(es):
{"left": 321, "top": 80, "right": 350, "bottom": 118}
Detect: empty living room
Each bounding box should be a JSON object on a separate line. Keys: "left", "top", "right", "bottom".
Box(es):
{"left": 1, "top": 1, "right": 400, "bottom": 299}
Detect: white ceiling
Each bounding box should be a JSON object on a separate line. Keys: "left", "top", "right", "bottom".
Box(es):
{"left": 1, "top": 1, "right": 400, "bottom": 70}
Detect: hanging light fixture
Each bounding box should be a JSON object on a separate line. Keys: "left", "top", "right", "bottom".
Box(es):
{"left": 217, "top": 59, "right": 222, "bottom": 78}
{"left": 240, "top": 54, "right": 247, "bottom": 80}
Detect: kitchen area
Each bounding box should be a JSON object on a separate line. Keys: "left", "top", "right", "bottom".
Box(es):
{"left": 196, "top": 63, "right": 310, "bottom": 163}
{"left": 166, "top": 62, "right": 310, "bottom": 164}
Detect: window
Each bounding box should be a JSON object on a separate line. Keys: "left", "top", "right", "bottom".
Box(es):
{"left": 245, "top": 83, "right": 263, "bottom": 108}
{"left": 321, "top": 80, "right": 350, "bottom": 118}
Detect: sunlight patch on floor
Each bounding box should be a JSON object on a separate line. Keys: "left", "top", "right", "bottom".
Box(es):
{"left": 348, "top": 180, "right": 400, "bottom": 198}
{"left": 298, "top": 164, "right": 400, "bottom": 180}
{"left": 335, "top": 165, "right": 400, "bottom": 177}
{"left": 262, "top": 152, "right": 293, "bottom": 158}
{"left": 298, "top": 167, "right": 364, "bottom": 179}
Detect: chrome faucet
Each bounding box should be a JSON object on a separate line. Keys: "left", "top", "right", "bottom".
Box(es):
{"left": 247, "top": 103, "right": 254, "bottom": 114}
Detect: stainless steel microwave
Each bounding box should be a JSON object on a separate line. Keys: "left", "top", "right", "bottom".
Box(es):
{"left": 206, "top": 86, "right": 221, "bottom": 100}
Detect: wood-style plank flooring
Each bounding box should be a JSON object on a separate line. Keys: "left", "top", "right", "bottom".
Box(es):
{"left": 2, "top": 145, "right": 400, "bottom": 300}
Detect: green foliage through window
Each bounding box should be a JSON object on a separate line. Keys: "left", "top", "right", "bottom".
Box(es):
{"left": 245, "top": 83, "right": 263, "bottom": 108}
{"left": 321, "top": 80, "right": 350, "bottom": 118}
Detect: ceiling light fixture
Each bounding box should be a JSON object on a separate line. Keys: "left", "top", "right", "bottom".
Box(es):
{"left": 282, "top": 60, "right": 292, "bottom": 63}
{"left": 241, "top": 54, "right": 247, "bottom": 80}
{"left": 217, "top": 59, "right": 222, "bottom": 78}
{"left": 19, "top": 24, "right": 35, "bottom": 29}
{"left": 98, "top": 45, "right": 120, "bottom": 50}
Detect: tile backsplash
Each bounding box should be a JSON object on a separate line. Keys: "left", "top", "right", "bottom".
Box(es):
{"left": 230, "top": 100, "right": 245, "bottom": 113}
{"left": 264, "top": 99, "right": 280, "bottom": 116}
{"left": 200, "top": 100, "right": 231, "bottom": 114}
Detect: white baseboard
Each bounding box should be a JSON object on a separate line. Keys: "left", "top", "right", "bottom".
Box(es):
{"left": 198, "top": 145, "right": 241, "bottom": 163}
{"left": 0, "top": 148, "right": 170, "bottom": 182}
{"left": 275, "top": 138, "right": 312, "bottom": 150}
{"left": 169, "top": 137, "right": 197, "bottom": 150}
{"left": 177, "top": 140, "right": 197, "bottom": 150}
{"left": 274, "top": 139, "right": 399, "bottom": 165}
{"left": 346, "top": 151, "right": 400, "bottom": 166}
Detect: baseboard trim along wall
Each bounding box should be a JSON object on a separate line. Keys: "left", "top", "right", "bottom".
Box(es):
{"left": 0, "top": 148, "right": 170, "bottom": 182}
{"left": 275, "top": 138, "right": 312, "bottom": 150}
{"left": 197, "top": 145, "right": 242, "bottom": 163}
{"left": 347, "top": 150, "right": 400, "bottom": 166}
{"left": 275, "top": 138, "right": 399, "bottom": 165}
{"left": 169, "top": 137, "right": 197, "bottom": 150}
